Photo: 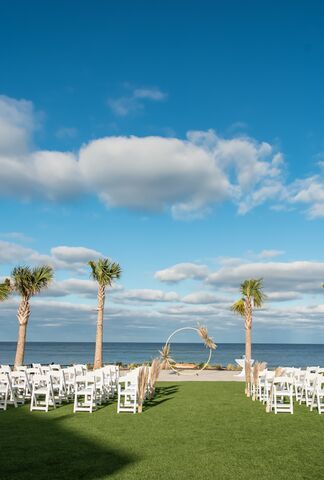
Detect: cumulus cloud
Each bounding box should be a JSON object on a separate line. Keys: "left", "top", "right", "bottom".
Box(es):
{"left": 0, "top": 94, "right": 290, "bottom": 220}
{"left": 154, "top": 263, "right": 209, "bottom": 283}
{"left": 2, "top": 93, "right": 324, "bottom": 220}
{"left": 113, "top": 289, "right": 179, "bottom": 304}
{"left": 0, "top": 240, "right": 102, "bottom": 272}
{"left": 181, "top": 291, "right": 223, "bottom": 304}
{"left": 207, "top": 260, "right": 324, "bottom": 294}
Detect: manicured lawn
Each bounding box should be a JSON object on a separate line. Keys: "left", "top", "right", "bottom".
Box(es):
{"left": 1, "top": 382, "right": 324, "bottom": 480}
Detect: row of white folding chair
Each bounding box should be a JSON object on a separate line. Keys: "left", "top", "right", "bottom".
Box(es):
{"left": 255, "top": 366, "right": 324, "bottom": 414}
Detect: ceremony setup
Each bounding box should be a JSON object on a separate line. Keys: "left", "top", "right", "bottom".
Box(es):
{"left": 2, "top": 1, "right": 324, "bottom": 479}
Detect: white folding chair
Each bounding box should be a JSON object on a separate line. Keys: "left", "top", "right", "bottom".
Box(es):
{"left": 117, "top": 372, "right": 138, "bottom": 414}
{"left": 311, "top": 370, "right": 324, "bottom": 414}
{"left": 299, "top": 371, "right": 317, "bottom": 407}
{"left": 0, "top": 372, "right": 18, "bottom": 410}
{"left": 10, "top": 371, "right": 31, "bottom": 404}
{"left": 269, "top": 376, "right": 294, "bottom": 414}
{"left": 62, "top": 366, "right": 76, "bottom": 400}
{"left": 73, "top": 373, "right": 98, "bottom": 413}
{"left": 30, "top": 374, "right": 59, "bottom": 412}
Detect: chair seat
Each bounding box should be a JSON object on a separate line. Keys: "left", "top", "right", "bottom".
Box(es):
{"left": 275, "top": 390, "right": 291, "bottom": 396}
{"left": 76, "top": 387, "right": 94, "bottom": 395}
{"left": 34, "top": 387, "right": 48, "bottom": 394}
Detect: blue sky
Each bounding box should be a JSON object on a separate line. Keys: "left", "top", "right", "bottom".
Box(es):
{"left": 1, "top": 0, "right": 324, "bottom": 344}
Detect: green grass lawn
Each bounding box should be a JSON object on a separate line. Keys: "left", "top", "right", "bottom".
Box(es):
{"left": 1, "top": 381, "right": 324, "bottom": 480}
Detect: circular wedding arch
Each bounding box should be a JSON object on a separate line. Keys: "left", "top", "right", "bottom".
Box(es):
{"left": 165, "top": 326, "right": 214, "bottom": 375}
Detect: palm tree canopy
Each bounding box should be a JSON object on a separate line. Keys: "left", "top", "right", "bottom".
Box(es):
{"left": 240, "top": 278, "right": 266, "bottom": 308}
{"left": 0, "top": 278, "right": 11, "bottom": 301}
{"left": 11, "top": 265, "right": 54, "bottom": 298}
{"left": 88, "top": 258, "right": 121, "bottom": 287}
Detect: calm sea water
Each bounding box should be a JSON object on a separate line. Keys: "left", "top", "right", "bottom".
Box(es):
{"left": 1, "top": 342, "right": 324, "bottom": 368}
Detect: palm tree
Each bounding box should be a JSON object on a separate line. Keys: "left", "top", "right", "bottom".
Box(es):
{"left": 11, "top": 265, "right": 54, "bottom": 368}
{"left": 0, "top": 278, "right": 11, "bottom": 301}
{"left": 89, "top": 258, "right": 121, "bottom": 369}
{"left": 231, "top": 278, "right": 265, "bottom": 396}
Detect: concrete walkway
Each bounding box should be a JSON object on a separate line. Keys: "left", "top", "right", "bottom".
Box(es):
{"left": 158, "top": 370, "right": 244, "bottom": 382}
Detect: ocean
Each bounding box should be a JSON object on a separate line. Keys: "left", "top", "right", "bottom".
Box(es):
{"left": 1, "top": 342, "right": 324, "bottom": 368}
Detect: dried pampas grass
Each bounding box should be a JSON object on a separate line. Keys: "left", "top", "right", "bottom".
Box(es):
{"left": 159, "top": 344, "right": 175, "bottom": 370}
{"left": 252, "top": 362, "right": 267, "bottom": 401}
{"left": 149, "top": 358, "right": 161, "bottom": 399}
{"left": 197, "top": 326, "right": 217, "bottom": 350}
{"left": 137, "top": 366, "right": 149, "bottom": 413}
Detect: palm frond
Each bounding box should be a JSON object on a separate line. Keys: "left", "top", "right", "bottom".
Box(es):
{"left": 0, "top": 278, "right": 11, "bottom": 301}
{"left": 88, "top": 258, "right": 121, "bottom": 287}
{"left": 11, "top": 265, "right": 53, "bottom": 297}
{"left": 197, "top": 325, "right": 216, "bottom": 350}
{"left": 31, "top": 265, "right": 54, "bottom": 294}
{"left": 231, "top": 298, "right": 245, "bottom": 316}
{"left": 240, "top": 278, "right": 266, "bottom": 308}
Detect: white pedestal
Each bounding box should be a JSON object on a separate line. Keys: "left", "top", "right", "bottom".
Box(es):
{"left": 235, "top": 358, "right": 254, "bottom": 377}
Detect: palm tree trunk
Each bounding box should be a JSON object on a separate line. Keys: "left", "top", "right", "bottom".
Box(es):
{"left": 245, "top": 327, "right": 252, "bottom": 396}
{"left": 14, "top": 298, "right": 30, "bottom": 369}
{"left": 93, "top": 285, "right": 105, "bottom": 369}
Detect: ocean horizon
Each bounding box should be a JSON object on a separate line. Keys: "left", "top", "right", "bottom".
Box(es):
{"left": 1, "top": 342, "right": 323, "bottom": 368}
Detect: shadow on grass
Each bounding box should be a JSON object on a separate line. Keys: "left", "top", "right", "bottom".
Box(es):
{"left": 144, "top": 384, "right": 180, "bottom": 410}
{"left": 0, "top": 407, "right": 135, "bottom": 480}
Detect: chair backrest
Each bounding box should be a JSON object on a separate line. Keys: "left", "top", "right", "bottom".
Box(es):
{"left": 0, "top": 365, "right": 12, "bottom": 373}
{"left": 16, "top": 365, "right": 27, "bottom": 372}
{"left": 74, "top": 364, "right": 87, "bottom": 376}
{"left": 32, "top": 374, "right": 51, "bottom": 388}
{"left": 273, "top": 376, "right": 293, "bottom": 389}
{"left": 40, "top": 365, "right": 51, "bottom": 374}
{"left": 307, "top": 366, "right": 320, "bottom": 374}
{"left": 0, "top": 372, "right": 10, "bottom": 384}
{"left": 49, "top": 364, "right": 61, "bottom": 371}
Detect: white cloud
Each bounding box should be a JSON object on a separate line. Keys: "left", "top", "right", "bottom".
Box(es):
{"left": 207, "top": 260, "right": 324, "bottom": 294}
{"left": 4, "top": 93, "right": 324, "bottom": 221}
{"left": 0, "top": 95, "right": 35, "bottom": 155}
{"left": 154, "top": 263, "right": 209, "bottom": 283}
{"left": 108, "top": 86, "right": 167, "bottom": 116}
{"left": 181, "top": 291, "right": 223, "bottom": 304}
{"left": 0, "top": 240, "right": 103, "bottom": 272}
{"left": 50, "top": 246, "right": 101, "bottom": 264}
{"left": 0, "top": 232, "right": 33, "bottom": 243}
{"left": 257, "top": 249, "right": 285, "bottom": 259}
{"left": 287, "top": 175, "right": 324, "bottom": 218}
{"left": 0, "top": 95, "right": 288, "bottom": 219}
{"left": 266, "top": 291, "right": 302, "bottom": 302}
{"left": 113, "top": 289, "right": 179, "bottom": 304}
